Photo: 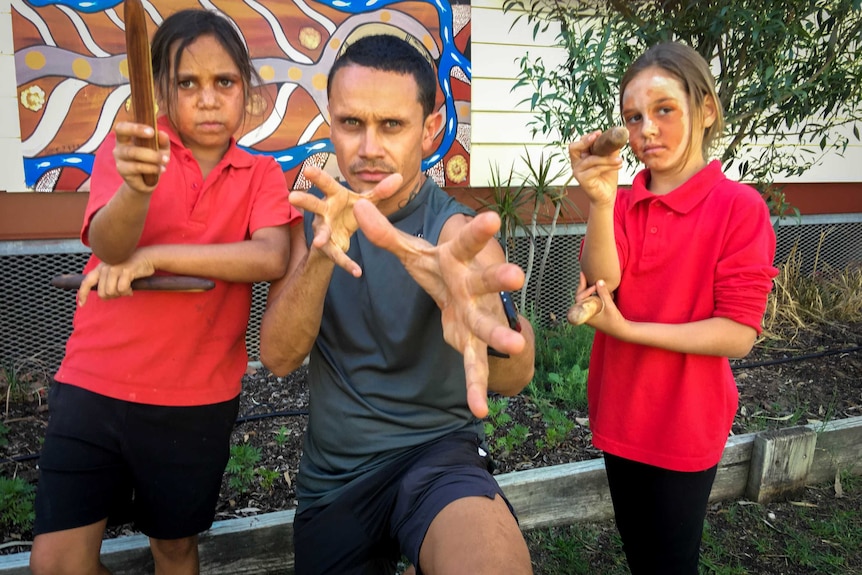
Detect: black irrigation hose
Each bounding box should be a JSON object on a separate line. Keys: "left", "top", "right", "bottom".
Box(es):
{"left": 0, "top": 411, "right": 311, "bottom": 466}
{"left": 3, "top": 346, "right": 859, "bottom": 466}
{"left": 0, "top": 453, "right": 39, "bottom": 464}
{"left": 731, "top": 344, "right": 861, "bottom": 370}
{"left": 235, "top": 409, "right": 308, "bottom": 424}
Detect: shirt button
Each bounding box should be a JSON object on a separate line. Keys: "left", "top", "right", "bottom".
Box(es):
{"left": 650, "top": 227, "right": 657, "bottom": 234}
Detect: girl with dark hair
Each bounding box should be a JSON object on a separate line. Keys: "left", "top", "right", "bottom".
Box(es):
{"left": 30, "top": 9, "right": 300, "bottom": 574}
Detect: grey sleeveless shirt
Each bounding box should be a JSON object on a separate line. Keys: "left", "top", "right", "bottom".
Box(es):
{"left": 296, "top": 178, "right": 484, "bottom": 511}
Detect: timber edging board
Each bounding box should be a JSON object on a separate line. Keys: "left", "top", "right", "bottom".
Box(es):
{"left": 2, "top": 416, "right": 861, "bottom": 574}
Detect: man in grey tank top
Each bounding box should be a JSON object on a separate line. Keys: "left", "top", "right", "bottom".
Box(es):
{"left": 260, "top": 34, "right": 536, "bottom": 575}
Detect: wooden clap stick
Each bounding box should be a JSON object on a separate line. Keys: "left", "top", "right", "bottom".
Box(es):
{"left": 588, "top": 126, "right": 629, "bottom": 156}
{"left": 567, "top": 297, "right": 603, "bottom": 326}
{"left": 51, "top": 274, "right": 216, "bottom": 292}
{"left": 125, "top": 0, "right": 159, "bottom": 186}
{"left": 566, "top": 127, "right": 629, "bottom": 326}
{"left": 51, "top": 4, "right": 211, "bottom": 296}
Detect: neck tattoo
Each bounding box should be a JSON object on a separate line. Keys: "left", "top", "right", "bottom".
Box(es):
{"left": 398, "top": 175, "right": 426, "bottom": 209}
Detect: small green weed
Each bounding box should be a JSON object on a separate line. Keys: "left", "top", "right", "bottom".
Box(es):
{"left": 700, "top": 519, "right": 748, "bottom": 574}
{"left": 273, "top": 426, "right": 290, "bottom": 447}
{"left": 483, "top": 397, "right": 530, "bottom": 456}
{"left": 535, "top": 402, "right": 575, "bottom": 449}
{"left": 484, "top": 396, "right": 511, "bottom": 438}
{"left": 0, "top": 476, "right": 36, "bottom": 532}
{"left": 496, "top": 424, "right": 530, "bottom": 455}
{"left": 545, "top": 364, "right": 588, "bottom": 412}
{"left": 257, "top": 468, "right": 281, "bottom": 492}
{"left": 226, "top": 443, "right": 262, "bottom": 494}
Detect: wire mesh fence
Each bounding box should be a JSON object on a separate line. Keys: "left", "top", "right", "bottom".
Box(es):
{"left": 1, "top": 216, "right": 860, "bottom": 372}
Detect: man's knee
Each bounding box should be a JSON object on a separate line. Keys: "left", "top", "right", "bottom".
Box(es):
{"left": 420, "top": 495, "right": 531, "bottom": 575}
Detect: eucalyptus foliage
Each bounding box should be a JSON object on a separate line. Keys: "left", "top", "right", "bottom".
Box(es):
{"left": 503, "top": 0, "right": 862, "bottom": 213}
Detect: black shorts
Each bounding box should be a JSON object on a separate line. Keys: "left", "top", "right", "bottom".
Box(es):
{"left": 34, "top": 382, "right": 239, "bottom": 539}
{"left": 293, "top": 431, "right": 516, "bottom": 575}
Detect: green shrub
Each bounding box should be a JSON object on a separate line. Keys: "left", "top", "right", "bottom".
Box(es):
{"left": 226, "top": 443, "right": 261, "bottom": 494}
{"left": 484, "top": 397, "right": 532, "bottom": 456}
{"left": 0, "top": 476, "right": 35, "bottom": 532}
{"left": 529, "top": 321, "right": 593, "bottom": 411}
{"left": 484, "top": 396, "right": 511, "bottom": 437}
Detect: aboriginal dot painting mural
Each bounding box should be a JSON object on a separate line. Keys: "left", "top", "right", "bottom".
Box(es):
{"left": 11, "top": 0, "right": 472, "bottom": 192}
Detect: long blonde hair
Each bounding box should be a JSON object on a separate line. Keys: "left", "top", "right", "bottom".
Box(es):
{"left": 620, "top": 42, "right": 725, "bottom": 158}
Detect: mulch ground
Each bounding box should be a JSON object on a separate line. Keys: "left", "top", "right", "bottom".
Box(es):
{"left": 1, "top": 321, "right": 860, "bottom": 568}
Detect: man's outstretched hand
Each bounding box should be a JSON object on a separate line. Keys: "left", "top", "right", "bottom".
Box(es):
{"left": 290, "top": 166, "right": 403, "bottom": 276}
{"left": 354, "top": 198, "right": 526, "bottom": 418}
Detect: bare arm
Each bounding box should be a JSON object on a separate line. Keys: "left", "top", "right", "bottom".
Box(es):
{"left": 569, "top": 131, "right": 623, "bottom": 290}
{"left": 488, "top": 313, "right": 535, "bottom": 396}
{"left": 88, "top": 122, "right": 170, "bottom": 264}
{"left": 77, "top": 224, "right": 291, "bottom": 305}
{"left": 626, "top": 317, "right": 757, "bottom": 358}
{"left": 259, "top": 225, "right": 334, "bottom": 376}
{"left": 577, "top": 277, "right": 758, "bottom": 358}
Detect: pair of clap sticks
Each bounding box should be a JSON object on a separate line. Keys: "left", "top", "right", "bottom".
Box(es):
{"left": 52, "top": 0, "right": 627, "bottom": 324}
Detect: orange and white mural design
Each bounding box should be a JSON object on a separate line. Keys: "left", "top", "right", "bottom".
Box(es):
{"left": 12, "top": 0, "right": 472, "bottom": 192}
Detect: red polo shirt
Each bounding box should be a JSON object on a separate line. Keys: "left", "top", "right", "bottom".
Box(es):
{"left": 588, "top": 161, "right": 778, "bottom": 471}
{"left": 56, "top": 117, "right": 301, "bottom": 406}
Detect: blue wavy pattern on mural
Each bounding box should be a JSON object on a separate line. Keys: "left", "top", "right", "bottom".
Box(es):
{"left": 26, "top": 0, "right": 122, "bottom": 14}
{"left": 240, "top": 140, "right": 335, "bottom": 170}
{"left": 23, "top": 0, "right": 471, "bottom": 185}
{"left": 314, "top": 0, "right": 471, "bottom": 169}
{"left": 24, "top": 154, "right": 95, "bottom": 180}
{"left": 23, "top": 145, "right": 331, "bottom": 187}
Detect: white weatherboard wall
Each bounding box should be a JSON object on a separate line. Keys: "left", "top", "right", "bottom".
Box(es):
{"left": 0, "top": 0, "right": 859, "bottom": 192}
{"left": 471, "top": 0, "right": 862, "bottom": 187}
{"left": 0, "top": 0, "right": 27, "bottom": 193}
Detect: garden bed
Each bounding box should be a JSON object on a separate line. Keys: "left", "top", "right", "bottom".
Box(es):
{"left": 0, "top": 321, "right": 860, "bottom": 572}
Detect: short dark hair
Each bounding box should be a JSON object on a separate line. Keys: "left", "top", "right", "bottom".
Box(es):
{"left": 327, "top": 34, "right": 437, "bottom": 118}
{"left": 151, "top": 9, "right": 260, "bottom": 124}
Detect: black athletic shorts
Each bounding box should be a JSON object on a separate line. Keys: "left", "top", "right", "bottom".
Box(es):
{"left": 34, "top": 382, "right": 239, "bottom": 539}
{"left": 293, "top": 431, "right": 516, "bottom": 575}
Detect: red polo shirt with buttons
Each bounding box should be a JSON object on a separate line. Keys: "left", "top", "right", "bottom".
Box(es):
{"left": 587, "top": 161, "right": 778, "bottom": 471}
{"left": 56, "top": 116, "right": 301, "bottom": 406}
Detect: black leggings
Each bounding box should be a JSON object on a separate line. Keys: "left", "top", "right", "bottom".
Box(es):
{"left": 604, "top": 453, "right": 717, "bottom": 575}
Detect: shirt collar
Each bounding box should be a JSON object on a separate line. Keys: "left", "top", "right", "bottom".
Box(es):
{"left": 629, "top": 159, "right": 725, "bottom": 214}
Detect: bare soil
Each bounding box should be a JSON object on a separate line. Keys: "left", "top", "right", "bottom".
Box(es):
{"left": 1, "top": 321, "right": 861, "bottom": 572}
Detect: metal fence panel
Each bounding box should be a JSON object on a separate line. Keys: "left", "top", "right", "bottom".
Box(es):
{"left": 1, "top": 215, "right": 860, "bottom": 372}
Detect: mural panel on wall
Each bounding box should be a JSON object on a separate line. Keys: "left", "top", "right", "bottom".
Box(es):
{"left": 11, "top": 0, "right": 472, "bottom": 192}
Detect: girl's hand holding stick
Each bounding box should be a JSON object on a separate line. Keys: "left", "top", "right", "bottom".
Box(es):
{"left": 567, "top": 126, "right": 628, "bottom": 326}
